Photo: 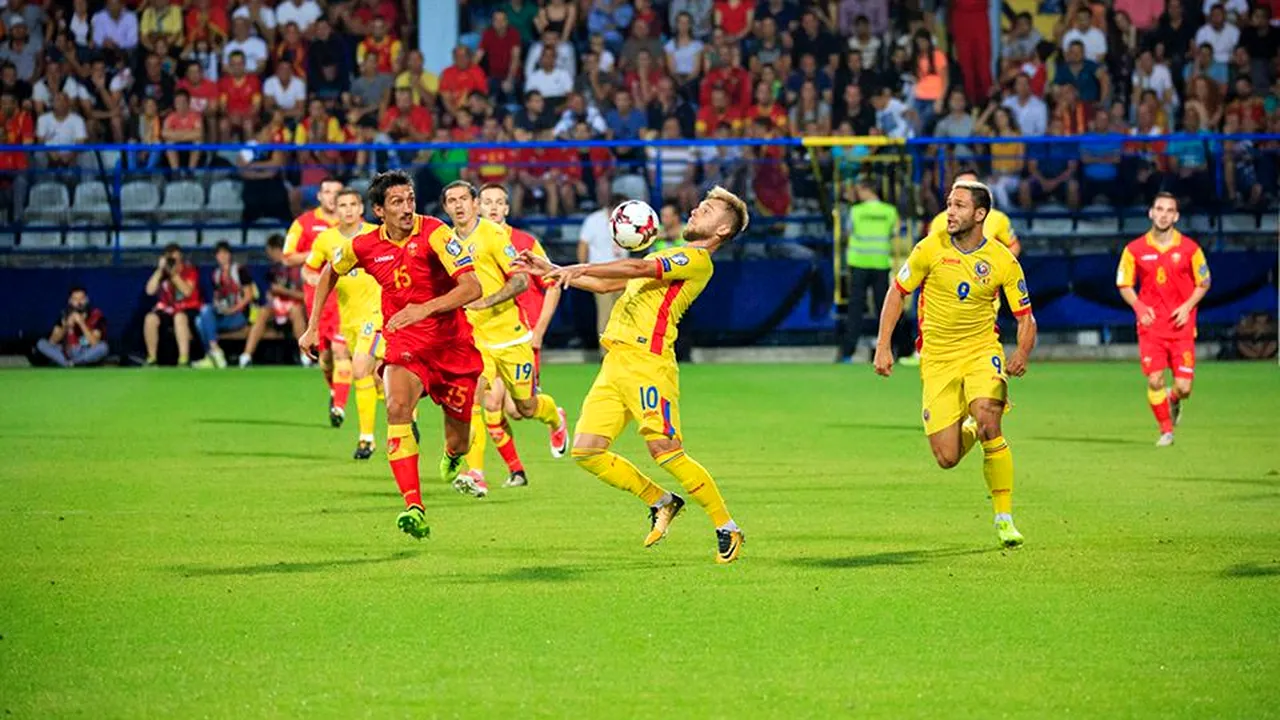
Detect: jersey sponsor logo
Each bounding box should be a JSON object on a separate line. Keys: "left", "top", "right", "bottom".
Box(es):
{"left": 942, "top": 257, "right": 962, "bottom": 265}
{"left": 973, "top": 260, "right": 991, "bottom": 278}
{"left": 446, "top": 238, "right": 463, "bottom": 256}
{"left": 670, "top": 252, "right": 690, "bottom": 266}
{"left": 311, "top": 225, "right": 327, "bottom": 232}
{"left": 1141, "top": 254, "right": 1158, "bottom": 261}
{"left": 374, "top": 254, "right": 395, "bottom": 263}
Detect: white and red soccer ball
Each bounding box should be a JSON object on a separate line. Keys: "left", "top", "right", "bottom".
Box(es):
{"left": 609, "top": 200, "right": 660, "bottom": 252}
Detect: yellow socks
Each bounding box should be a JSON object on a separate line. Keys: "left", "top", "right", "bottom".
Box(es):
{"left": 532, "top": 394, "right": 561, "bottom": 428}
{"left": 655, "top": 449, "right": 732, "bottom": 527}
{"left": 355, "top": 376, "right": 377, "bottom": 440}
{"left": 464, "top": 405, "right": 486, "bottom": 474}
{"left": 981, "top": 436, "right": 1014, "bottom": 515}
{"left": 572, "top": 448, "right": 666, "bottom": 506}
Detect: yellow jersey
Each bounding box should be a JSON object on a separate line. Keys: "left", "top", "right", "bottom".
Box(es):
{"left": 461, "top": 217, "right": 530, "bottom": 348}
{"left": 305, "top": 222, "right": 382, "bottom": 323}
{"left": 602, "top": 246, "right": 713, "bottom": 358}
{"left": 927, "top": 208, "right": 1018, "bottom": 250}
{"left": 895, "top": 233, "right": 1032, "bottom": 364}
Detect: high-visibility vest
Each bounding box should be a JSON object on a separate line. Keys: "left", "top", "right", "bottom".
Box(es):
{"left": 845, "top": 200, "right": 898, "bottom": 271}
{"left": 652, "top": 236, "right": 683, "bottom": 252}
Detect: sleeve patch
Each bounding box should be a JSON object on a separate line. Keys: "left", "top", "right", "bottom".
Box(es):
{"left": 660, "top": 258, "right": 673, "bottom": 272}
{"left": 504, "top": 245, "right": 517, "bottom": 259}
{"left": 670, "top": 252, "right": 690, "bottom": 266}
{"left": 897, "top": 264, "right": 911, "bottom": 282}
{"left": 446, "top": 238, "right": 463, "bottom": 256}
{"left": 455, "top": 256, "right": 473, "bottom": 268}
{"left": 1017, "top": 278, "right": 1027, "bottom": 295}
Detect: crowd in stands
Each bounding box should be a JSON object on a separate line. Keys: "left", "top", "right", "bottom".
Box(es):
{"left": 1, "top": 0, "right": 1278, "bottom": 229}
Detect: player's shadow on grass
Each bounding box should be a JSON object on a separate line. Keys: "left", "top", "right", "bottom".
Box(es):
{"left": 200, "top": 450, "right": 333, "bottom": 462}
{"left": 196, "top": 417, "right": 322, "bottom": 429}
{"left": 169, "top": 550, "right": 419, "bottom": 578}
{"left": 1164, "top": 476, "right": 1280, "bottom": 489}
{"left": 1221, "top": 562, "right": 1280, "bottom": 579}
{"left": 787, "top": 546, "right": 999, "bottom": 569}
{"left": 443, "top": 564, "right": 590, "bottom": 585}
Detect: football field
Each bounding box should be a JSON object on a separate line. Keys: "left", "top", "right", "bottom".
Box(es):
{"left": 1, "top": 361, "right": 1278, "bottom": 718}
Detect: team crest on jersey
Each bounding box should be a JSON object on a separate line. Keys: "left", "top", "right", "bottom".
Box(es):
{"left": 363, "top": 321, "right": 374, "bottom": 335}
{"left": 446, "top": 239, "right": 463, "bottom": 256}
{"left": 407, "top": 241, "right": 418, "bottom": 256}
{"left": 671, "top": 252, "right": 690, "bottom": 266}
{"left": 1172, "top": 252, "right": 1181, "bottom": 263}
{"left": 973, "top": 260, "right": 991, "bottom": 278}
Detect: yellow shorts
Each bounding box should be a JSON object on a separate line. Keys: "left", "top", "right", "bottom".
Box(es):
{"left": 480, "top": 342, "right": 538, "bottom": 402}
{"left": 920, "top": 348, "right": 1009, "bottom": 435}
{"left": 577, "top": 344, "right": 681, "bottom": 443}
{"left": 343, "top": 316, "right": 384, "bottom": 360}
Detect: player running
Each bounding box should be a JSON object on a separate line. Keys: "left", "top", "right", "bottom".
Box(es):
{"left": 284, "top": 177, "right": 347, "bottom": 427}
{"left": 441, "top": 181, "right": 569, "bottom": 498}
{"left": 927, "top": 170, "right": 1022, "bottom": 257}
{"left": 1116, "top": 192, "right": 1211, "bottom": 447}
{"left": 302, "top": 188, "right": 382, "bottom": 460}
{"left": 514, "top": 187, "right": 749, "bottom": 564}
{"left": 300, "top": 170, "right": 483, "bottom": 540}
{"left": 476, "top": 182, "right": 565, "bottom": 488}
{"left": 873, "top": 181, "right": 1037, "bottom": 548}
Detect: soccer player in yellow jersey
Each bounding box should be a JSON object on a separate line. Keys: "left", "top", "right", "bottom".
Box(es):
{"left": 441, "top": 181, "right": 569, "bottom": 498}
{"left": 302, "top": 188, "right": 383, "bottom": 459}
{"left": 927, "top": 171, "right": 1022, "bottom": 257}
{"left": 873, "top": 181, "right": 1038, "bottom": 548}
{"left": 514, "top": 187, "right": 750, "bottom": 564}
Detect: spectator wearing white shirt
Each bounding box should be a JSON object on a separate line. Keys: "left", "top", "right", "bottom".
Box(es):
{"left": 525, "top": 30, "right": 577, "bottom": 80}
{"left": 223, "top": 16, "right": 269, "bottom": 74}
{"left": 870, "top": 86, "right": 915, "bottom": 139}
{"left": 1001, "top": 72, "right": 1048, "bottom": 137}
{"left": 33, "top": 62, "right": 92, "bottom": 116}
{"left": 552, "top": 91, "right": 607, "bottom": 137}
{"left": 577, "top": 196, "right": 629, "bottom": 346}
{"left": 262, "top": 60, "right": 307, "bottom": 119}
{"left": 1201, "top": 0, "right": 1248, "bottom": 21}
{"left": 91, "top": 0, "right": 138, "bottom": 51}
{"left": 525, "top": 46, "right": 574, "bottom": 104}
{"left": 1060, "top": 7, "right": 1107, "bottom": 62}
{"left": 37, "top": 94, "right": 87, "bottom": 167}
{"left": 1193, "top": 4, "right": 1239, "bottom": 64}
{"left": 233, "top": 0, "right": 277, "bottom": 42}
{"left": 1131, "top": 49, "right": 1178, "bottom": 112}
{"left": 275, "top": 0, "right": 323, "bottom": 35}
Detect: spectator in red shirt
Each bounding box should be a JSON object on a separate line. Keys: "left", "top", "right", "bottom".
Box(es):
{"left": 624, "top": 48, "right": 665, "bottom": 106}
{"left": 0, "top": 90, "right": 34, "bottom": 173}
{"left": 438, "top": 46, "right": 488, "bottom": 115}
{"left": 144, "top": 244, "right": 202, "bottom": 366}
{"left": 34, "top": 286, "right": 109, "bottom": 368}
{"left": 162, "top": 89, "right": 204, "bottom": 172}
{"left": 185, "top": 0, "right": 228, "bottom": 47}
{"left": 379, "top": 86, "right": 433, "bottom": 141}
{"left": 357, "top": 18, "right": 403, "bottom": 75}
{"left": 464, "top": 116, "right": 514, "bottom": 186}
{"left": 218, "top": 50, "right": 261, "bottom": 139}
{"left": 714, "top": 0, "right": 753, "bottom": 43}
{"left": 177, "top": 62, "right": 218, "bottom": 124}
{"left": 351, "top": 0, "right": 400, "bottom": 35}
{"left": 699, "top": 45, "right": 752, "bottom": 109}
{"left": 747, "top": 79, "right": 789, "bottom": 134}
{"left": 695, "top": 86, "right": 742, "bottom": 136}
{"left": 477, "top": 9, "right": 523, "bottom": 103}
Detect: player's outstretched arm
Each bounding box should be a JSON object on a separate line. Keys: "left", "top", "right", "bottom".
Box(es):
{"left": 470, "top": 273, "right": 530, "bottom": 311}
{"left": 299, "top": 264, "right": 339, "bottom": 357}
{"left": 1006, "top": 312, "right": 1037, "bottom": 377}
{"left": 873, "top": 286, "right": 906, "bottom": 377}
{"left": 532, "top": 284, "right": 562, "bottom": 349}
{"left": 385, "top": 273, "right": 484, "bottom": 331}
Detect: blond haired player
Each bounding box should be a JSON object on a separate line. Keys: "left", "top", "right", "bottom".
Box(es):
{"left": 302, "top": 188, "right": 383, "bottom": 459}
{"left": 476, "top": 183, "right": 565, "bottom": 488}
{"left": 927, "top": 170, "right": 1022, "bottom": 257}
{"left": 514, "top": 187, "right": 750, "bottom": 564}
{"left": 441, "top": 181, "right": 569, "bottom": 498}
{"left": 873, "top": 181, "right": 1037, "bottom": 548}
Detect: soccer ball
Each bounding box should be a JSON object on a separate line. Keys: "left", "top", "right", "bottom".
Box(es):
{"left": 610, "top": 200, "right": 661, "bottom": 252}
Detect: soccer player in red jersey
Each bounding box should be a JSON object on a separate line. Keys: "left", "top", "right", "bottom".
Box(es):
{"left": 301, "top": 171, "right": 484, "bottom": 539}
{"left": 475, "top": 183, "right": 565, "bottom": 487}
{"left": 1116, "top": 193, "right": 1212, "bottom": 447}
{"left": 284, "top": 177, "right": 346, "bottom": 426}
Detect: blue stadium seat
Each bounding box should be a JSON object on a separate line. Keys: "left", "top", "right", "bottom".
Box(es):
{"left": 121, "top": 180, "right": 161, "bottom": 221}
{"left": 71, "top": 182, "right": 113, "bottom": 225}
{"left": 24, "top": 183, "right": 71, "bottom": 225}
{"left": 205, "top": 180, "right": 244, "bottom": 221}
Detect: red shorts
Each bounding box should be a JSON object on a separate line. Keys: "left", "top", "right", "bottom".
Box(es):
{"left": 384, "top": 341, "right": 483, "bottom": 423}
{"left": 1139, "top": 334, "right": 1196, "bottom": 379}
{"left": 305, "top": 288, "right": 343, "bottom": 352}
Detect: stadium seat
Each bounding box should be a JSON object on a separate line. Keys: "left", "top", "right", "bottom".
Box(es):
{"left": 1221, "top": 214, "right": 1257, "bottom": 233}
{"left": 121, "top": 180, "right": 161, "bottom": 220}
{"left": 66, "top": 230, "right": 111, "bottom": 248}
{"left": 71, "top": 182, "right": 114, "bottom": 225}
{"left": 0, "top": 232, "right": 15, "bottom": 248}
{"left": 347, "top": 178, "right": 371, "bottom": 198}
{"left": 1186, "top": 214, "right": 1215, "bottom": 234}
{"left": 206, "top": 180, "right": 244, "bottom": 220}
{"left": 245, "top": 224, "right": 285, "bottom": 247}
{"left": 161, "top": 180, "right": 207, "bottom": 217}
{"left": 18, "top": 230, "right": 63, "bottom": 249}
{"left": 203, "top": 229, "right": 241, "bottom": 247}
{"left": 158, "top": 221, "right": 199, "bottom": 248}
{"left": 1074, "top": 204, "right": 1116, "bottom": 236}
{"left": 1031, "top": 203, "right": 1072, "bottom": 236}
{"left": 1259, "top": 213, "right": 1278, "bottom": 233}
{"left": 24, "top": 182, "right": 71, "bottom": 225}
{"left": 115, "top": 229, "right": 155, "bottom": 248}
{"left": 1121, "top": 213, "right": 1151, "bottom": 235}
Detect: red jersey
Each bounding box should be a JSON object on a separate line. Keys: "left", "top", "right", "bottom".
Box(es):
{"left": 155, "top": 264, "right": 202, "bottom": 313}
{"left": 177, "top": 78, "right": 219, "bottom": 114}
{"left": 715, "top": 0, "right": 751, "bottom": 35}
{"left": 438, "top": 65, "right": 488, "bottom": 108}
{"left": 699, "top": 66, "right": 752, "bottom": 109}
{"left": 507, "top": 227, "right": 550, "bottom": 329}
{"left": 358, "top": 36, "right": 403, "bottom": 75}
{"left": 1116, "top": 231, "right": 1211, "bottom": 340}
{"left": 219, "top": 74, "right": 261, "bottom": 115}
{"left": 469, "top": 146, "right": 513, "bottom": 184}
{"left": 286, "top": 208, "right": 338, "bottom": 313}
{"left": 333, "top": 215, "right": 477, "bottom": 350}
{"left": 746, "top": 102, "right": 789, "bottom": 133}
{"left": 0, "top": 110, "right": 34, "bottom": 171}
{"left": 695, "top": 104, "right": 744, "bottom": 136}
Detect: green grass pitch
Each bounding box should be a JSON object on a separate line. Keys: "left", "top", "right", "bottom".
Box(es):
{"left": 1, "top": 362, "right": 1278, "bottom": 718}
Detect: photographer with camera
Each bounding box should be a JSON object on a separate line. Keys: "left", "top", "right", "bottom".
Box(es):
{"left": 34, "top": 287, "right": 109, "bottom": 367}
{"left": 142, "top": 243, "right": 202, "bottom": 366}
{"left": 193, "top": 241, "right": 255, "bottom": 369}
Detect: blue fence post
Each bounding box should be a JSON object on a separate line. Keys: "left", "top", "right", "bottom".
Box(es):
{"left": 110, "top": 155, "right": 124, "bottom": 266}
{"left": 1211, "top": 136, "right": 1226, "bottom": 252}
{"left": 651, "top": 149, "right": 663, "bottom": 210}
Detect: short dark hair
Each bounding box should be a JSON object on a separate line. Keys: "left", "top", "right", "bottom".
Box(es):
{"left": 1153, "top": 191, "right": 1179, "bottom": 209}
{"left": 266, "top": 234, "right": 285, "bottom": 249}
{"left": 229, "top": 50, "right": 245, "bottom": 61}
{"left": 440, "top": 179, "right": 477, "bottom": 207}
{"left": 478, "top": 182, "right": 509, "bottom": 199}
{"left": 174, "top": 89, "right": 190, "bottom": 101}
{"left": 336, "top": 187, "right": 363, "bottom": 203}
{"left": 368, "top": 170, "right": 414, "bottom": 208}
{"left": 68, "top": 285, "right": 87, "bottom": 296}
{"left": 319, "top": 176, "right": 344, "bottom": 189}
{"left": 163, "top": 242, "right": 181, "bottom": 254}
{"left": 214, "top": 240, "right": 233, "bottom": 254}
{"left": 954, "top": 181, "right": 992, "bottom": 216}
